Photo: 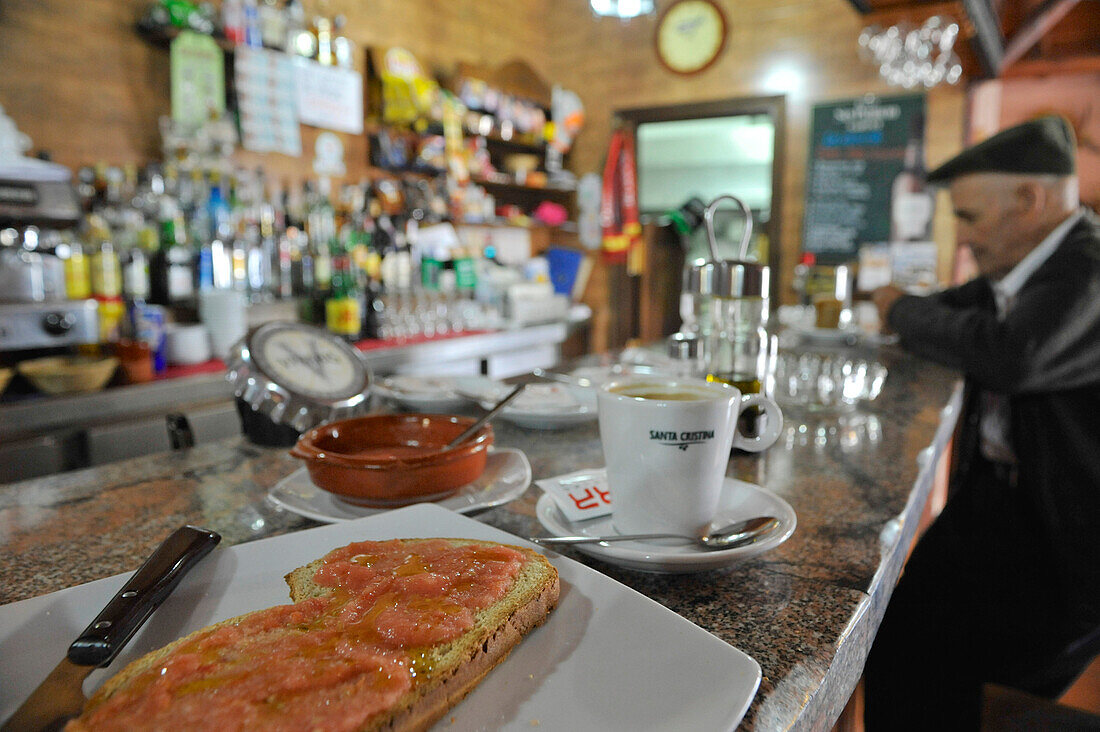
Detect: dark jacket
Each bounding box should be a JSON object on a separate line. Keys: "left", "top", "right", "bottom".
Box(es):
{"left": 887, "top": 210, "right": 1100, "bottom": 627}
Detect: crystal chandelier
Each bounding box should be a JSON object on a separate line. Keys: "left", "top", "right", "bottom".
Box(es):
{"left": 858, "top": 16, "right": 964, "bottom": 89}
{"left": 590, "top": 0, "right": 655, "bottom": 19}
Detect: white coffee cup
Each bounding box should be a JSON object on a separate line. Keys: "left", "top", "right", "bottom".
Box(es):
{"left": 597, "top": 378, "right": 783, "bottom": 537}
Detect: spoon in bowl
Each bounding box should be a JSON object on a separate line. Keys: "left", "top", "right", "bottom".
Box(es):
{"left": 444, "top": 383, "right": 526, "bottom": 449}
{"left": 529, "top": 515, "right": 781, "bottom": 551}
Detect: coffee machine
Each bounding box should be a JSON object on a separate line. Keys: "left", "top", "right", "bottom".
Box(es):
{"left": 0, "top": 156, "right": 98, "bottom": 352}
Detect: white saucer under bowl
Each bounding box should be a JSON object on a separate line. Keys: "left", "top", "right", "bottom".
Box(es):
{"left": 270, "top": 448, "right": 531, "bottom": 522}
{"left": 535, "top": 475, "right": 796, "bottom": 573}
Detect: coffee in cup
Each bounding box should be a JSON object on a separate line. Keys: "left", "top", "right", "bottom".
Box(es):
{"left": 597, "top": 378, "right": 783, "bottom": 537}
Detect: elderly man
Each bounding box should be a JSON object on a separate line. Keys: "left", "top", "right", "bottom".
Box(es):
{"left": 864, "top": 116, "right": 1100, "bottom": 729}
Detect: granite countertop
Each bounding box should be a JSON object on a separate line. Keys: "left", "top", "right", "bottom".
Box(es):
{"left": 0, "top": 345, "right": 962, "bottom": 731}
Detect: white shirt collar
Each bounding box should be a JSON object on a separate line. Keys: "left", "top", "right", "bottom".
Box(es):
{"left": 992, "top": 208, "right": 1085, "bottom": 315}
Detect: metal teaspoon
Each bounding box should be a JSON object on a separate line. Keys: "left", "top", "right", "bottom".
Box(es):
{"left": 444, "top": 383, "right": 526, "bottom": 450}
{"left": 529, "top": 516, "right": 781, "bottom": 551}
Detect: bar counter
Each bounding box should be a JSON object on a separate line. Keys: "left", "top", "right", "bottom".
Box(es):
{"left": 0, "top": 345, "right": 962, "bottom": 731}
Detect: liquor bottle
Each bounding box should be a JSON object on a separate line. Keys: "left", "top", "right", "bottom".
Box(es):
{"left": 242, "top": 0, "right": 262, "bottom": 49}
{"left": 207, "top": 177, "right": 234, "bottom": 289}
{"left": 332, "top": 14, "right": 353, "bottom": 68}
{"left": 890, "top": 121, "right": 934, "bottom": 242}
{"left": 121, "top": 234, "right": 152, "bottom": 303}
{"left": 64, "top": 239, "right": 92, "bottom": 300}
{"left": 87, "top": 221, "right": 125, "bottom": 343}
{"left": 258, "top": 0, "right": 286, "bottom": 49}
{"left": 244, "top": 223, "right": 270, "bottom": 301}
{"left": 259, "top": 192, "right": 287, "bottom": 299}
{"left": 325, "top": 238, "right": 361, "bottom": 341}
{"left": 307, "top": 179, "right": 335, "bottom": 297}
{"left": 283, "top": 0, "right": 315, "bottom": 57}
{"left": 89, "top": 232, "right": 122, "bottom": 299}
{"left": 314, "top": 14, "right": 333, "bottom": 65}
{"left": 222, "top": 0, "right": 246, "bottom": 45}
{"left": 152, "top": 197, "right": 194, "bottom": 306}
{"left": 192, "top": 200, "right": 215, "bottom": 292}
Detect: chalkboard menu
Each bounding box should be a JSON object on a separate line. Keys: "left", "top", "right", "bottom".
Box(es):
{"left": 802, "top": 94, "right": 929, "bottom": 263}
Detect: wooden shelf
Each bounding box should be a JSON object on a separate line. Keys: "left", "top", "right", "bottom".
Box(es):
{"left": 480, "top": 136, "right": 545, "bottom": 154}
{"left": 472, "top": 177, "right": 574, "bottom": 196}
{"left": 135, "top": 23, "right": 290, "bottom": 55}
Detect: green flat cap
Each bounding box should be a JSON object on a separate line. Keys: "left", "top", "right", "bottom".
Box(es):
{"left": 927, "top": 114, "right": 1077, "bottom": 183}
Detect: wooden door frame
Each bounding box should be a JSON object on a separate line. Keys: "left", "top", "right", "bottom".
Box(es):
{"left": 614, "top": 95, "right": 787, "bottom": 302}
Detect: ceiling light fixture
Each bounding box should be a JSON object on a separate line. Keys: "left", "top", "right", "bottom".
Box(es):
{"left": 858, "top": 16, "right": 964, "bottom": 89}
{"left": 590, "top": 0, "right": 656, "bottom": 19}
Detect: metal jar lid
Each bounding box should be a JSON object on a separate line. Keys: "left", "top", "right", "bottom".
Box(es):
{"left": 682, "top": 259, "right": 714, "bottom": 295}
{"left": 700, "top": 194, "right": 769, "bottom": 299}
{"left": 224, "top": 321, "right": 372, "bottom": 433}
{"left": 712, "top": 259, "right": 770, "bottom": 299}
{"left": 666, "top": 331, "right": 701, "bottom": 360}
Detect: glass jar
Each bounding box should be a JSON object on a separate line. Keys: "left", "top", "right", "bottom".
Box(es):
{"left": 704, "top": 258, "right": 770, "bottom": 396}
{"left": 679, "top": 259, "right": 714, "bottom": 335}
{"left": 666, "top": 330, "right": 705, "bottom": 379}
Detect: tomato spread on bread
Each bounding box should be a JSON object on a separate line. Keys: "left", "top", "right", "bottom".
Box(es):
{"left": 66, "top": 539, "right": 527, "bottom": 732}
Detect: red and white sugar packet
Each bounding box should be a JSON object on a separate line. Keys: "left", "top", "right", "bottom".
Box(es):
{"left": 535, "top": 469, "right": 613, "bottom": 523}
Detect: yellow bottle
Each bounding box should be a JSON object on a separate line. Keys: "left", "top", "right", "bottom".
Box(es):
{"left": 90, "top": 241, "right": 122, "bottom": 298}
{"left": 64, "top": 241, "right": 92, "bottom": 299}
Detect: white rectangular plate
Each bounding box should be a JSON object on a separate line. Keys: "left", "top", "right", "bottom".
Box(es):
{"left": 0, "top": 504, "right": 761, "bottom": 731}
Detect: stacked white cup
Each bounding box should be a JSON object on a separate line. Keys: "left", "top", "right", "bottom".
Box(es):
{"left": 198, "top": 289, "right": 247, "bottom": 360}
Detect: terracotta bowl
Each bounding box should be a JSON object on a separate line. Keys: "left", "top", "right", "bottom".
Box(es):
{"left": 290, "top": 414, "right": 494, "bottom": 507}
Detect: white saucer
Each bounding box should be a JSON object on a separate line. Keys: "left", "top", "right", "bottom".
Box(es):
{"left": 455, "top": 377, "right": 598, "bottom": 430}
{"left": 371, "top": 375, "right": 470, "bottom": 412}
{"left": 269, "top": 448, "right": 531, "bottom": 523}
{"left": 790, "top": 325, "right": 899, "bottom": 347}
{"left": 535, "top": 476, "right": 796, "bottom": 573}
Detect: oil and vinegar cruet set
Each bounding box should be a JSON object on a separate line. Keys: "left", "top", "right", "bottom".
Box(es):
{"left": 672, "top": 194, "right": 774, "bottom": 403}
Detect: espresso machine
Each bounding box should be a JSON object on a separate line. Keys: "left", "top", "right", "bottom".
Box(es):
{"left": 0, "top": 107, "right": 98, "bottom": 356}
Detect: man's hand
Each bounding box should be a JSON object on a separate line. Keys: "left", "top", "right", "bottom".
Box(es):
{"left": 871, "top": 285, "right": 907, "bottom": 334}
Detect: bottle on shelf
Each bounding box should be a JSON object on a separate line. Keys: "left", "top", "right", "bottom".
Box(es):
{"left": 890, "top": 116, "right": 934, "bottom": 243}
{"left": 120, "top": 230, "right": 152, "bottom": 304}
{"left": 206, "top": 175, "right": 235, "bottom": 289}
{"left": 63, "top": 238, "right": 92, "bottom": 300}
{"left": 258, "top": 0, "right": 286, "bottom": 49}
{"left": 325, "top": 237, "right": 362, "bottom": 341}
{"left": 307, "top": 178, "right": 335, "bottom": 298}
{"left": 87, "top": 220, "right": 125, "bottom": 344}
{"left": 222, "top": 0, "right": 246, "bottom": 45}
{"left": 313, "top": 14, "right": 333, "bottom": 66}
{"left": 151, "top": 195, "right": 196, "bottom": 306}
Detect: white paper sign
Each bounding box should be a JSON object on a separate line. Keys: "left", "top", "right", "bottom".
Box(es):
{"left": 295, "top": 58, "right": 364, "bottom": 134}
{"left": 857, "top": 243, "right": 893, "bottom": 291}
{"left": 536, "top": 469, "right": 613, "bottom": 522}
{"left": 235, "top": 47, "right": 301, "bottom": 156}
{"left": 890, "top": 240, "right": 939, "bottom": 293}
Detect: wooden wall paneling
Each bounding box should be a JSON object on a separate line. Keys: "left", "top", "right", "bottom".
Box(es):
{"left": 0, "top": 0, "right": 974, "bottom": 351}
{"left": 638, "top": 221, "right": 687, "bottom": 344}
{"left": 542, "top": 0, "right": 967, "bottom": 304}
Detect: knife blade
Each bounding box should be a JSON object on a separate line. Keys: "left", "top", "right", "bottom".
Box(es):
{"left": 1, "top": 525, "right": 221, "bottom": 732}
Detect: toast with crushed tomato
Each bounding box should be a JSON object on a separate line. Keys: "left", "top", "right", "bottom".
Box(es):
{"left": 67, "top": 538, "right": 559, "bottom": 732}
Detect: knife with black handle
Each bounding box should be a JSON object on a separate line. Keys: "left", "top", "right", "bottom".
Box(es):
{"left": 2, "top": 525, "right": 221, "bottom": 732}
